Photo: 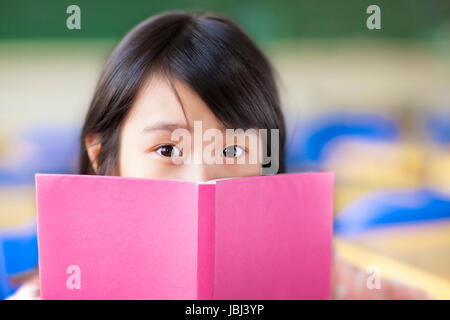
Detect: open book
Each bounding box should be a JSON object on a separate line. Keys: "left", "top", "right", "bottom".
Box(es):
{"left": 35, "top": 172, "right": 334, "bottom": 300}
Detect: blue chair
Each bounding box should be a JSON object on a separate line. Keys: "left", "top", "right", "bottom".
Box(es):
{"left": 334, "top": 189, "right": 450, "bottom": 236}
{"left": 427, "top": 112, "right": 450, "bottom": 145}
{"left": 285, "top": 112, "right": 399, "bottom": 172}
{"left": 0, "top": 220, "right": 38, "bottom": 299}
{"left": 0, "top": 126, "right": 80, "bottom": 186}
{"left": 0, "top": 243, "right": 9, "bottom": 299}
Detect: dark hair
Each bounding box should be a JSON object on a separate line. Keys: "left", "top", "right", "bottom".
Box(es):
{"left": 80, "top": 11, "right": 286, "bottom": 175}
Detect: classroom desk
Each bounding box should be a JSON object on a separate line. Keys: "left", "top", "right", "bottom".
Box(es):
{"left": 0, "top": 185, "right": 36, "bottom": 229}
{"left": 0, "top": 186, "right": 36, "bottom": 228}
{"left": 334, "top": 219, "right": 450, "bottom": 299}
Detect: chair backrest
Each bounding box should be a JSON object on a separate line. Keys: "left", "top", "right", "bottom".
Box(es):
{"left": 0, "top": 220, "right": 38, "bottom": 299}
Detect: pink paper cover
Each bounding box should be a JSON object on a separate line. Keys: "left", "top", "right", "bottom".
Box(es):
{"left": 214, "top": 172, "right": 334, "bottom": 299}
{"left": 35, "top": 172, "right": 333, "bottom": 299}
{"left": 36, "top": 174, "right": 199, "bottom": 299}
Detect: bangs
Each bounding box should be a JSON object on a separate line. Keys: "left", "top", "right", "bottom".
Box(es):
{"left": 158, "top": 14, "right": 281, "bottom": 132}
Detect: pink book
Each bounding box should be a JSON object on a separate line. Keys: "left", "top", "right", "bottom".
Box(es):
{"left": 35, "top": 172, "right": 333, "bottom": 300}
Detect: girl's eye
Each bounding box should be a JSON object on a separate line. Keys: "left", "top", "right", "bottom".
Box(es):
{"left": 155, "top": 144, "right": 182, "bottom": 158}
{"left": 222, "top": 145, "right": 245, "bottom": 158}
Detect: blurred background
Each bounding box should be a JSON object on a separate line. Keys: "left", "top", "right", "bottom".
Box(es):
{"left": 0, "top": 0, "right": 449, "bottom": 299}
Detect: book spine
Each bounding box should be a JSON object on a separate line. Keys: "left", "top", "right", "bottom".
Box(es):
{"left": 196, "top": 184, "right": 215, "bottom": 300}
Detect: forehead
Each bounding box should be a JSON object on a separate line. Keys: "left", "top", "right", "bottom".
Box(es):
{"left": 125, "top": 73, "right": 225, "bottom": 131}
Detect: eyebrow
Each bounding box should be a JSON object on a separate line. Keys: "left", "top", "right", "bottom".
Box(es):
{"left": 141, "top": 121, "right": 189, "bottom": 133}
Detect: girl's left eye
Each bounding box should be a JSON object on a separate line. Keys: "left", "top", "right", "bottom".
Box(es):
{"left": 222, "top": 145, "right": 245, "bottom": 158}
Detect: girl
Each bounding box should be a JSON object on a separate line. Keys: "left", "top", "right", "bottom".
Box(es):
{"left": 10, "top": 10, "right": 427, "bottom": 300}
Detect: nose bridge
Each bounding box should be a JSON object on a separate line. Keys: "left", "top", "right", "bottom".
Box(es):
{"left": 182, "top": 123, "right": 221, "bottom": 182}
{"left": 186, "top": 131, "right": 216, "bottom": 182}
{"left": 190, "top": 162, "right": 213, "bottom": 182}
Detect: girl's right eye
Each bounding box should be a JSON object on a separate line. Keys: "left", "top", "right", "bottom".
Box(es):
{"left": 155, "top": 144, "right": 182, "bottom": 158}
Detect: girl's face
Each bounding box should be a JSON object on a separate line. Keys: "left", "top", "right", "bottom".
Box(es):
{"left": 117, "top": 74, "right": 262, "bottom": 181}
